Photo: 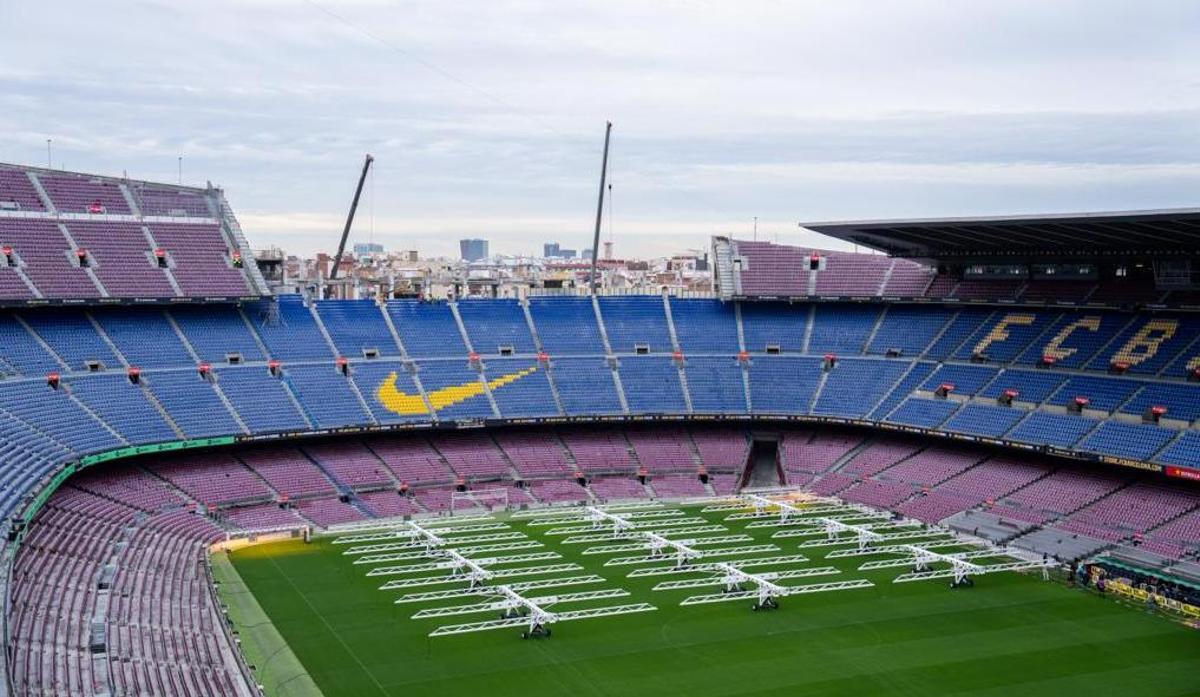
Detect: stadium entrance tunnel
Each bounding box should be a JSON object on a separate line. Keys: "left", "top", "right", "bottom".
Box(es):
{"left": 745, "top": 439, "right": 783, "bottom": 488}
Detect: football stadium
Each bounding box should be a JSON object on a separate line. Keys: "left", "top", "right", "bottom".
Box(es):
{"left": 0, "top": 161, "right": 1196, "bottom": 697}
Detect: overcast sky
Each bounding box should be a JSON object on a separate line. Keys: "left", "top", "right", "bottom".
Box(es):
{"left": 1, "top": 0, "right": 1198, "bottom": 258}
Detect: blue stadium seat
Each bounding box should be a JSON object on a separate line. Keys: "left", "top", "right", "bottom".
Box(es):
{"left": 21, "top": 310, "right": 121, "bottom": 371}
{"left": 1014, "top": 313, "right": 1128, "bottom": 368}
{"left": 92, "top": 307, "right": 194, "bottom": 368}
{"left": 618, "top": 356, "right": 687, "bottom": 414}
{"left": 923, "top": 308, "right": 994, "bottom": 359}
{"left": 807, "top": 304, "right": 880, "bottom": 355}
{"left": 1078, "top": 421, "right": 1176, "bottom": 460}
{"left": 871, "top": 361, "right": 937, "bottom": 420}
{"left": 866, "top": 306, "right": 953, "bottom": 356}
{"left": 812, "top": 358, "right": 908, "bottom": 418}
{"left": 598, "top": 297, "right": 673, "bottom": 353}
{"left": 169, "top": 305, "right": 265, "bottom": 363}
{"left": 387, "top": 300, "right": 467, "bottom": 358}
{"left": 215, "top": 368, "right": 309, "bottom": 433}
{"left": 1084, "top": 315, "right": 1200, "bottom": 375}
{"left": 145, "top": 370, "right": 243, "bottom": 438}
{"left": 669, "top": 299, "right": 739, "bottom": 354}
{"left": 952, "top": 310, "right": 1057, "bottom": 362}
{"left": 1007, "top": 411, "right": 1099, "bottom": 448}
{"left": 748, "top": 356, "right": 822, "bottom": 414}
{"left": 528, "top": 297, "right": 604, "bottom": 355}
{"left": 0, "top": 314, "right": 63, "bottom": 376}
{"left": 484, "top": 357, "right": 558, "bottom": 418}
{"left": 684, "top": 356, "right": 747, "bottom": 414}
{"left": 886, "top": 398, "right": 959, "bottom": 428}
{"left": 1045, "top": 376, "right": 1140, "bottom": 412}
{"left": 246, "top": 296, "right": 335, "bottom": 361}
{"left": 0, "top": 381, "right": 122, "bottom": 455}
{"left": 347, "top": 359, "right": 428, "bottom": 424}
{"left": 413, "top": 360, "right": 495, "bottom": 420}
{"left": 979, "top": 369, "right": 1067, "bottom": 404}
{"left": 283, "top": 364, "right": 374, "bottom": 429}
{"left": 921, "top": 364, "right": 998, "bottom": 396}
{"left": 942, "top": 403, "right": 1025, "bottom": 437}
{"left": 549, "top": 357, "right": 624, "bottom": 416}
{"left": 68, "top": 374, "right": 177, "bottom": 444}
{"left": 1155, "top": 431, "right": 1200, "bottom": 469}
{"left": 739, "top": 302, "right": 806, "bottom": 352}
{"left": 457, "top": 299, "right": 537, "bottom": 355}
{"left": 1121, "top": 383, "right": 1200, "bottom": 422}
{"left": 315, "top": 300, "right": 400, "bottom": 358}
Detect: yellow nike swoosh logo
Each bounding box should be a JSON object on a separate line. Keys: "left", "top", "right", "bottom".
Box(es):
{"left": 376, "top": 367, "right": 538, "bottom": 415}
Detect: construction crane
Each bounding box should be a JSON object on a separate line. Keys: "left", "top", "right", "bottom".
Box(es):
{"left": 327, "top": 154, "right": 374, "bottom": 293}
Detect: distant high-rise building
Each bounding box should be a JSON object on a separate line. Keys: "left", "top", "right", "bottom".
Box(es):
{"left": 460, "top": 238, "right": 489, "bottom": 261}
{"left": 580, "top": 249, "right": 592, "bottom": 260}
{"left": 543, "top": 242, "right": 578, "bottom": 259}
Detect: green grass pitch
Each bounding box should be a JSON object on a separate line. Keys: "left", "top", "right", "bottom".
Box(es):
{"left": 225, "top": 502, "right": 1200, "bottom": 697}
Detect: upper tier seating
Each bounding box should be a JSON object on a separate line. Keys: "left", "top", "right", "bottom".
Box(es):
{"left": 130, "top": 184, "right": 212, "bottom": 217}
{"left": 40, "top": 174, "right": 130, "bottom": 214}
{"left": 733, "top": 240, "right": 810, "bottom": 296}
{"left": 485, "top": 357, "right": 558, "bottom": 418}
{"left": 148, "top": 223, "right": 248, "bottom": 296}
{"left": 0, "top": 218, "right": 99, "bottom": 298}
{"left": 748, "top": 356, "right": 823, "bottom": 414}
{"left": 812, "top": 359, "right": 908, "bottom": 418}
{"left": 0, "top": 168, "right": 44, "bottom": 211}
{"left": 215, "top": 367, "right": 310, "bottom": 433}
{"left": 0, "top": 165, "right": 259, "bottom": 302}
{"left": 813, "top": 251, "right": 892, "bottom": 296}
{"left": 68, "top": 373, "right": 178, "bottom": 444}
{"left": 160, "top": 382, "right": 233, "bottom": 438}
{"left": 66, "top": 221, "right": 175, "bottom": 297}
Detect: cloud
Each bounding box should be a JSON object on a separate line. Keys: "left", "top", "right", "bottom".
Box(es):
{"left": 1, "top": 0, "right": 1197, "bottom": 257}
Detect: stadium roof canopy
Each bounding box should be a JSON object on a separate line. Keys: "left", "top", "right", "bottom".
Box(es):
{"left": 801, "top": 208, "right": 1200, "bottom": 260}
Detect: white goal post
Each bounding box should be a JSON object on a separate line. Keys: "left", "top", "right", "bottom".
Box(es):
{"left": 451, "top": 488, "right": 510, "bottom": 515}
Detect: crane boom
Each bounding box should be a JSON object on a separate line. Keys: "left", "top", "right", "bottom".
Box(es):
{"left": 329, "top": 153, "right": 374, "bottom": 285}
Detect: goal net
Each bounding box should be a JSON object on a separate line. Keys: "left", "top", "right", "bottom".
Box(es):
{"left": 451, "top": 487, "right": 510, "bottom": 515}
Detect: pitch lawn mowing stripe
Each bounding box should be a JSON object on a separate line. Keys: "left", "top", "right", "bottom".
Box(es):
{"left": 227, "top": 502, "right": 1200, "bottom": 697}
